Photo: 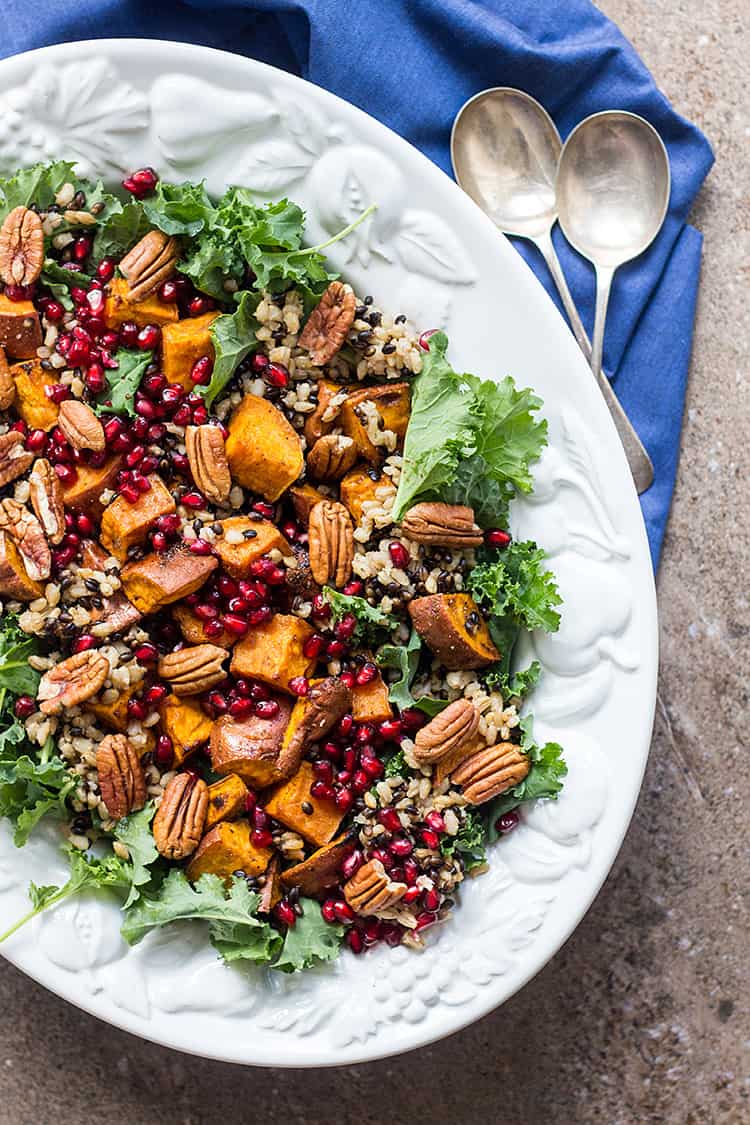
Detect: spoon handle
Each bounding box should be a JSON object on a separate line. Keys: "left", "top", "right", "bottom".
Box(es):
{"left": 533, "top": 229, "right": 591, "bottom": 360}
{"left": 592, "top": 263, "right": 654, "bottom": 494}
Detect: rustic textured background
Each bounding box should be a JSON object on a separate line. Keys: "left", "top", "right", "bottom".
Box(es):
{"left": 1, "top": 2, "right": 747, "bottom": 1122}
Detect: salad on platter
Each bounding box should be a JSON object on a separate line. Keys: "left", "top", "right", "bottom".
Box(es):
{"left": 0, "top": 160, "right": 566, "bottom": 972}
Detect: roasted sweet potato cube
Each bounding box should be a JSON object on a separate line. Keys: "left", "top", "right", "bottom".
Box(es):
{"left": 100, "top": 475, "right": 176, "bottom": 562}
{"left": 85, "top": 684, "right": 139, "bottom": 732}
{"left": 351, "top": 670, "right": 393, "bottom": 723}
{"left": 339, "top": 465, "right": 396, "bottom": 523}
{"left": 204, "top": 774, "right": 249, "bottom": 831}
{"left": 78, "top": 538, "right": 142, "bottom": 635}
{"left": 10, "top": 360, "right": 60, "bottom": 431}
{"left": 62, "top": 455, "right": 122, "bottom": 516}
{"left": 281, "top": 832, "right": 356, "bottom": 896}
{"left": 172, "top": 603, "right": 235, "bottom": 649}
{"left": 121, "top": 546, "right": 217, "bottom": 615}
{"left": 225, "top": 393, "right": 304, "bottom": 501}
{"left": 264, "top": 761, "right": 344, "bottom": 846}
{"left": 0, "top": 296, "right": 42, "bottom": 359}
{"left": 230, "top": 614, "right": 315, "bottom": 693}
{"left": 259, "top": 854, "right": 283, "bottom": 912}
{"left": 213, "top": 517, "right": 291, "bottom": 579}
{"left": 160, "top": 312, "right": 219, "bottom": 390}
{"left": 0, "top": 531, "right": 44, "bottom": 602}
{"left": 408, "top": 593, "right": 499, "bottom": 670}
{"left": 209, "top": 701, "right": 293, "bottom": 788}
{"left": 159, "top": 693, "right": 213, "bottom": 766}
{"left": 289, "top": 483, "right": 328, "bottom": 523}
{"left": 186, "top": 819, "right": 273, "bottom": 884}
{"left": 340, "top": 383, "right": 411, "bottom": 463}
{"left": 104, "top": 277, "right": 179, "bottom": 329}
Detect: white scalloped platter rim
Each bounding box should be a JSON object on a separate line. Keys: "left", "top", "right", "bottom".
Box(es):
{"left": 0, "top": 39, "right": 657, "bottom": 1068}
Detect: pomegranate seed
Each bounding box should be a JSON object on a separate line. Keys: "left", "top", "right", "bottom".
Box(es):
{"left": 302, "top": 634, "right": 326, "bottom": 660}
{"left": 333, "top": 900, "right": 354, "bottom": 924}
{"left": 418, "top": 328, "right": 439, "bottom": 351}
{"left": 337, "top": 714, "right": 354, "bottom": 737}
{"left": 401, "top": 707, "right": 426, "bottom": 732}
{"left": 72, "top": 236, "right": 91, "bottom": 261}
{"left": 161, "top": 384, "right": 184, "bottom": 410}
{"left": 288, "top": 676, "right": 309, "bottom": 697}
{"left": 158, "top": 279, "right": 179, "bottom": 303}
{"left": 44, "top": 300, "right": 65, "bottom": 323}
{"left": 4, "top": 284, "right": 33, "bottom": 301}
{"left": 485, "top": 528, "right": 512, "bottom": 548}
{"left": 310, "top": 780, "right": 335, "bottom": 801}
{"left": 144, "top": 684, "right": 168, "bottom": 706}
{"left": 390, "top": 836, "right": 413, "bottom": 859}
{"left": 335, "top": 788, "right": 354, "bottom": 813}
{"left": 122, "top": 167, "right": 159, "bottom": 199}
{"left": 495, "top": 810, "right": 520, "bottom": 834}
{"left": 99, "top": 331, "right": 119, "bottom": 350}
{"left": 194, "top": 602, "right": 218, "bottom": 622}
{"left": 352, "top": 769, "right": 369, "bottom": 794}
{"left": 415, "top": 911, "right": 437, "bottom": 931}
{"left": 130, "top": 417, "right": 149, "bottom": 440}
{"left": 424, "top": 810, "right": 446, "bottom": 833}
{"left": 70, "top": 286, "right": 87, "bottom": 305}
{"left": 217, "top": 575, "right": 238, "bottom": 599}
{"left": 312, "top": 759, "right": 334, "bottom": 783}
{"left": 249, "top": 682, "right": 270, "bottom": 702}
{"left": 112, "top": 432, "right": 134, "bottom": 454}
{"left": 187, "top": 295, "right": 213, "bottom": 317}
{"left": 85, "top": 363, "right": 106, "bottom": 394}
{"left": 378, "top": 719, "right": 402, "bottom": 741}
{"left": 377, "top": 808, "right": 401, "bottom": 833}
{"left": 181, "top": 490, "right": 204, "bottom": 508}
{"left": 334, "top": 614, "right": 357, "bottom": 640}
{"left": 137, "top": 324, "right": 161, "bottom": 350}
{"left": 151, "top": 532, "right": 168, "bottom": 552}
{"left": 402, "top": 886, "right": 421, "bottom": 905}
{"left": 388, "top": 541, "right": 409, "bottom": 569}
{"left": 25, "top": 429, "right": 47, "bottom": 453}
{"left": 382, "top": 923, "right": 404, "bottom": 947}
{"left": 363, "top": 919, "right": 382, "bottom": 945}
{"left": 75, "top": 514, "right": 95, "bottom": 537}
{"left": 188, "top": 538, "right": 213, "bottom": 556}
{"left": 369, "top": 848, "right": 391, "bottom": 868}
{"left": 229, "top": 697, "right": 254, "bottom": 719}
{"left": 345, "top": 928, "right": 364, "bottom": 954}
{"left": 252, "top": 827, "right": 273, "bottom": 848}
{"left": 119, "top": 482, "right": 140, "bottom": 504}
{"left": 14, "top": 695, "right": 36, "bottom": 719}
{"left": 341, "top": 747, "right": 357, "bottom": 772}
{"left": 207, "top": 691, "right": 228, "bottom": 713}
{"left": 168, "top": 403, "right": 190, "bottom": 427}
{"left": 403, "top": 858, "right": 420, "bottom": 884}
{"left": 361, "top": 756, "right": 384, "bottom": 779}
{"left": 191, "top": 404, "right": 209, "bottom": 426}
{"left": 264, "top": 362, "right": 289, "bottom": 388}
{"left": 52, "top": 545, "right": 77, "bottom": 569}
{"left": 45, "top": 383, "right": 71, "bottom": 404}
{"left": 311, "top": 594, "right": 331, "bottom": 621}
{"left": 420, "top": 829, "right": 440, "bottom": 850}
{"left": 155, "top": 513, "right": 180, "bottom": 534}
{"left": 355, "top": 662, "right": 377, "bottom": 687}
{"left": 326, "top": 640, "right": 346, "bottom": 659}
{"left": 134, "top": 643, "right": 158, "bottom": 663}
{"left": 342, "top": 580, "right": 363, "bottom": 596}
{"left": 125, "top": 444, "right": 146, "bottom": 468}
{"left": 171, "top": 451, "right": 190, "bottom": 474}
{"left": 254, "top": 699, "right": 280, "bottom": 719}
{"left": 251, "top": 352, "right": 269, "bottom": 373}
{"left": 355, "top": 723, "right": 375, "bottom": 744}
{"left": 339, "top": 670, "right": 355, "bottom": 689}
{"left": 274, "top": 900, "right": 297, "bottom": 928}
{"left": 321, "top": 741, "right": 341, "bottom": 762}
{"left": 221, "top": 613, "right": 249, "bottom": 636}
{"left": 243, "top": 790, "right": 257, "bottom": 813}
{"left": 253, "top": 807, "right": 270, "bottom": 829}
{"left": 96, "top": 258, "right": 115, "bottom": 283}
{"left": 154, "top": 735, "right": 174, "bottom": 768}
{"left": 86, "top": 288, "right": 104, "bottom": 313}
{"left": 423, "top": 889, "right": 441, "bottom": 912}
{"left": 134, "top": 395, "right": 155, "bottom": 419}
{"left": 190, "top": 355, "right": 214, "bottom": 385}
{"left": 321, "top": 900, "right": 338, "bottom": 924}
{"left": 54, "top": 463, "right": 77, "bottom": 485}
{"left": 127, "top": 697, "right": 148, "bottom": 721}
{"left": 201, "top": 619, "right": 224, "bottom": 638}
{"left": 103, "top": 417, "right": 122, "bottom": 442}
{"left": 340, "top": 850, "right": 364, "bottom": 880}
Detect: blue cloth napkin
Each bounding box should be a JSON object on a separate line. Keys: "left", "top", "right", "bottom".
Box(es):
{"left": 2, "top": 0, "right": 713, "bottom": 566}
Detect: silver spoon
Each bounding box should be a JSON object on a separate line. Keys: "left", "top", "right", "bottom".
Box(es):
{"left": 557, "top": 111, "right": 670, "bottom": 493}
{"left": 451, "top": 87, "right": 590, "bottom": 357}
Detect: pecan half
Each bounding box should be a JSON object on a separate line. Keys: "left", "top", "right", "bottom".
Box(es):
{"left": 96, "top": 734, "right": 147, "bottom": 821}
{"left": 0, "top": 431, "right": 33, "bottom": 489}
{"left": 0, "top": 498, "right": 51, "bottom": 580}
{"left": 308, "top": 500, "right": 353, "bottom": 588}
{"left": 153, "top": 772, "right": 208, "bottom": 859}
{"left": 307, "top": 434, "right": 358, "bottom": 482}
{"left": 298, "top": 281, "right": 357, "bottom": 366}
{"left": 185, "top": 425, "right": 231, "bottom": 505}
{"left": 158, "top": 643, "right": 228, "bottom": 696}
{"left": 37, "top": 649, "right": 109, "bottom": 715}
{"left": 451, "top": 742, "right": 530, "bottom": 805}
{"left": 119, "top": 230, "right": 180, "bottom": 302}
{"left": 0, "top": 347, "right": 15, "bottom": 411}
{"left": 277, "top": 676, "right": 352, "bottom": 776}
{"left": 344, "top": 859, "right": 407, "bottom": 917}
{"left": 28, "top": 458, "right": 65, "bottom": 544}
{"left": 401, "top": 502, "right": 483, "bottom": 548}
{"left": 413, "top": 699, "right": 480, "bottom": 764}
{"left": 57, "top": 399, "right": 105, "bottom": 452}
{"left": 0, "top": 206, "right": 44, "bottom": 286}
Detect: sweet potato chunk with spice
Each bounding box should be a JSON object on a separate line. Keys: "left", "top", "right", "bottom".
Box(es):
{"left": 204, "top": 774, "right": 249, "bottom": 832}
{"left": 85, "top": 684, "right": 140, "bottom": 733}
{"left": 281, "top": 832, "right": 356, "bottom": 896}
{"left": 339, "top": 465, "right": 396, "bottom": 524}
{"left": 121, "top": 546, "right": 217, "bottom": 615}
{"left": 159, "top": 693, "right": 213, "bottom": 767}
{"left": 61, "top": 455, "right": 122, "bottom": 517}
{"left": 100, "top": 475, "right": 176, "bottom": 562}
{"left": 104, "top": 277, "right": 179, "bottom": 329}
{"left": 209, "top": 701, "right": 293, "bottom": 788}
{"left": 79, "top": 538, "right": 142, "bottom": 635}
{"left": 0, "top": 531, "right": 43, "bottom": 602}
{"left": 186, "top": 819, "right": 273, "bottom": 884}
{"left": 160, "top": 312, "right": 219, "bottom": 390}
{"left": 172, "top": 603, "right": 235, "bottom": 649}
{"left": 351, "top": 669, "right": 393, "bottom": 723}
{"left": 264, "top": 761, "right": 344, "bottom": 847}
{"left": 289, "top": 483, "right": 328, "bottom": 524}
{"left": 0, "top": 296, "right": 42, "bottom": 359}
{"left": 225, "top": 394, "right": 304, "bottom": 501}
{"left": 230, "top": 614, "right": 315, "bottom": 693}
{"left": 10, "top": 360, "right": 60, "bottom": 431}
{"left": 213, "top": 517, "right": 290, "bottom": 579}
{"left": 408, "top": 593, "right": 499, "bottom": 670}
{"left": 340, "top": 383, "right": 411, "bottom": 463}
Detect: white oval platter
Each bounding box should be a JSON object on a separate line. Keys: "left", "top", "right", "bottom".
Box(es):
{"left": 0, "top": 40, "right": 657, "bottom": 1067}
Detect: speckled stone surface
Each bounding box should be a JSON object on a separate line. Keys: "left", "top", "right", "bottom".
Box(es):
{"left": 0, "top": 4, "right": 747, "bottom": 1122}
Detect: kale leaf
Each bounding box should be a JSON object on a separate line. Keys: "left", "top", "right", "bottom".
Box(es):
{"left": 376, "top": 628, "right": 448, "bottom": 715}
{"left": 323, "top": 587, "right": 398, "bottom": 644}
{"left": 202, "top": 290, "right": 261, "bottom": 409}
{"left": 486, "top": 715, "right": 567, "bottom": 837}
{"left": 96, "top": 348, "right": 154, "bottom": 417}
{"left": 272, "top": 897, "right": 344, "bottom": 973}
{"left": 440, "top": 809, "right": 487, "bottom": 872}
{"left": 113, "top": 804, "right": 160, "bottom": 909}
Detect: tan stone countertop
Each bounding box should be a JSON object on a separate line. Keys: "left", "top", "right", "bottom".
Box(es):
{"left": 0, "top": 2, "right": 747, "bottom": 1121}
